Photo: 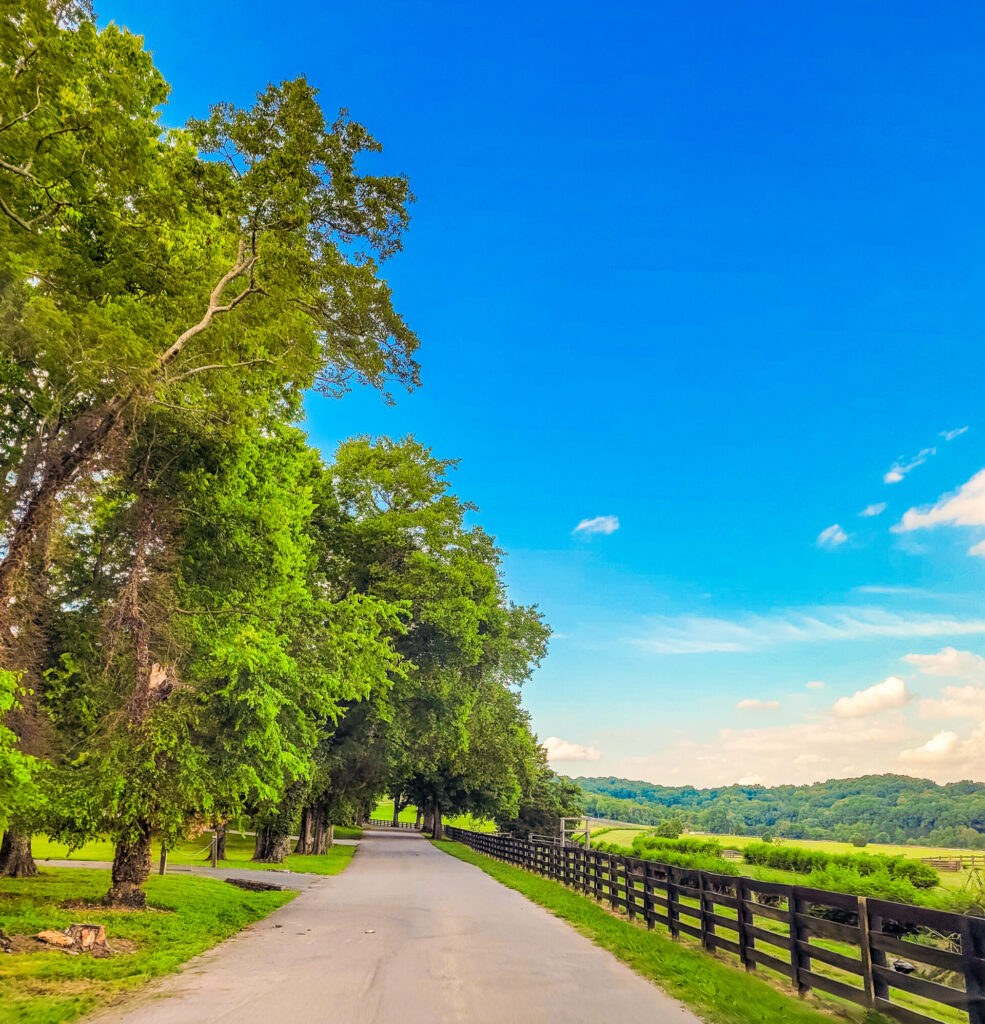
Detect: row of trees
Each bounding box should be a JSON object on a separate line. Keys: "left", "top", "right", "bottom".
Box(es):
{"left": 575, "top": 774, "right": 985, "bottom": 847}
{"left": 0, "top": 2, "right": 578, "bottom": 905}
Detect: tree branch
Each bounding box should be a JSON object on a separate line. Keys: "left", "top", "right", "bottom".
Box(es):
{"left": 0, "top": 84, "right": 40, "bottom": 133}
{"left": 156, "top": 241, "right": 259, "bottom": 372}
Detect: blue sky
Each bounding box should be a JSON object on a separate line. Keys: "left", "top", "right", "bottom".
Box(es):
{"left": 103, "top": 0, "right": 985, "bottom": 786}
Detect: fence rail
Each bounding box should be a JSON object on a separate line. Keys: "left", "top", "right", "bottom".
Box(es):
{"left": 446, "top": 826, "right": 985, "bottom": 1024}
{"left": 923, "top": 856, "right": 985, "bottom": 872}
{"left": 365, "top": 818, "right": 420, "bottom": 830}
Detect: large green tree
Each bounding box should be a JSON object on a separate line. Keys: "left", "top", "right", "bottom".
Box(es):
{"left": 0, "top": 1, "right": 418, "bottom": 635}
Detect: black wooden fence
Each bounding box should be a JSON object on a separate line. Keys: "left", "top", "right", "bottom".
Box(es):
{"left": 445, "top": 826, "right": 985, "bottom": 1024}
{"left": 365, "top": 818, "right": 420, "bottom": 830}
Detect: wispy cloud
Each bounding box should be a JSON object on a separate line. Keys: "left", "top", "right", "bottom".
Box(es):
{"left": 831, "top": 676, "right": 912, "bottom": 718}
{"left": 940, "top": 426, "right": 969, "bottom": 442}
{"left": 854, "top": 585, "right": 931, "bottom": 596}
{"left": 895, "top": 468, "right": 985, "bottom": 555}
{"left": 543, "top": 736, "right": 602, "bottom": 761}
{"left": 817, "top": 523, "right": 848, "bottom": 548}
{"left": 806, "top": 680, "right": 825, "bottom": 689}
{"left": 572, "top": 515, "right": 619, "bottom": 537}
{"left": 859, "top": 503, "right": 887, "bottom": 518}
{"left": 629, "top": 606, "right": 985, "bottom": 655}
{"left": 885, "top": 447, "right": 936, "bottom": 484}
{"left": 736, "top": 698, "right": 781, "bottom": 710}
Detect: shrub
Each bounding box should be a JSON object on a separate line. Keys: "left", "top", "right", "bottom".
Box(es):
{"left": 743, "top": 842, "right": 940, "bottom": 888}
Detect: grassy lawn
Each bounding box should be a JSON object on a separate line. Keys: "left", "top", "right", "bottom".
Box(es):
{"left": 26, "top": 831, "right": 356, "bottom": 877}
{"left": 433, "top": 840, "right": 884, "bottom": 1024}
{"left": 370, "top": 799, "right": 498, "bottom": 833}
{"left": 0, "top": 867, "right": 294, "bottom": 1024}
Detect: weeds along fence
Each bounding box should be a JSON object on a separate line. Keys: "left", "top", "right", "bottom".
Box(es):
{"left": 445, "top": 826, "right": 985, "bottom": 1024}
{"left": 365, "top": 818, "right": 420, "bottom": 831}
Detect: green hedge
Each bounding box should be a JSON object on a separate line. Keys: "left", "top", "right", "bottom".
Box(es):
{"left": 742, "top": 842, "right": 940, "bottom": 888}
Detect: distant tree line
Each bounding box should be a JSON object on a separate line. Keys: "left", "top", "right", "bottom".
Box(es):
{"left": 573, "top": 774, "right": 985, "bottom": 848}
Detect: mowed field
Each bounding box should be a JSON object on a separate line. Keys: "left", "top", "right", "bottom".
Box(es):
{"left": 371, "top": 799, "right": 498, "bottom": 832}
{"left": 24, "top": 830, "right": 358, "bottom": 876}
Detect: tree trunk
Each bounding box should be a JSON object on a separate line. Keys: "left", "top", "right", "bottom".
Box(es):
{"left": 432, "top": 800, "right": 443, "bottom": 840}
{"left": 104, "top": 821, "right": 152, "bottom": 907}
{"left": 311, "top": 814, "right": 327, "bottom": 855}
{"left": 0, "top": 829, "right": 37, "bottom": 878}
{"left": 294, "top": 805, "right": 314, "bottom": 854}
{"left": 422, "top": 804, "right": 433, "bottom": 833}
{"left": 392, "top": 795, "right": 402, "bottom": 826}
{"left": 252, "top": 826, "right": 290, "bottom": 863}
{"left": 204, "top": 821, "right": 227, "bottom": 861}
{"left": 415, "top": 808, "right": 422, "bottom": 829}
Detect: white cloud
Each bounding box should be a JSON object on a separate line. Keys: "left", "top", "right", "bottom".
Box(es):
{"left": 895, "top": 468, "right": 985, "bottom": 555}
{"left": 806, "top": 680, "right": 825, "bottom": 690}
{"left": 831, "top": 676, "right": 912, "bottom": 718}
{"left": 919, "top": 685, "right": 985, "bottom": 721}
{"left": 817, "top": 523, "right": 848, "bottom": 548}
{"left": 736, "top": 698, "right": 780, "bottom": 710}
{"left": 904, "top": 647, "right": 985, "bottom": 682}
{"left": 885, "top": 447, "right": 936, "bottom": 484}
{"left": 630, "top": 606, "right": 985, "bottom": 655}
{"left": 940, "top": 427, "right": 969, "bottom": 442}
{"left": 737, "top": 774, "right": 764, "bottom": 785}
{"left": 900, "top": 731, "right": 960, "bottom": 764}
{"left": 572, "top": 515, "right": 619, "bottom": 537}
{"left": 542, "top": 736, "right": 602, "bottom": 761}
{"left": 859, "top": 503, "right": 887, "bottom": 518}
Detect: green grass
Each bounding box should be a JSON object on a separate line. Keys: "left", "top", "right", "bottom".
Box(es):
{"left": 433, "top": 839, "right": 889, "bottom": 1024}
{"left": 28, "top": 831, "right": 355, "bottom": 877}
{"left": 0, "top": 867, "right": 294, "bottom": 1024}
{"left": 370, "top": 799, "right": 498, "bottom": 833}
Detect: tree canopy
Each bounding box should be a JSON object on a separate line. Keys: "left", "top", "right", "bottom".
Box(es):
{"left": 0, "top": 2, "right": 558, "bottom": 899}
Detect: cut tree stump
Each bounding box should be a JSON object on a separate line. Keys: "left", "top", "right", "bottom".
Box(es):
{"left": 65, "top": 923, "right": 110, "bottom": 952}
{"left": 35, "top": 923, "right": 112, "bottom": 955}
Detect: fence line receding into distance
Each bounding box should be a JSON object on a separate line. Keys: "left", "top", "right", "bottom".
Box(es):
{"left": 444, "top": 825, "right": 985, "bottom": 1024}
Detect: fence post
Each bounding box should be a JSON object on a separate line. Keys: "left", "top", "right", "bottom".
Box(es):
{"left": 644, "top": 861, "right": 655, "bottom": 930}
{"left": 626, "top": 857, "right": 637, "bottom": 922}
{"left": 736, "top": 879, "right": 754, "bottom": 971}
{"left": 699, "top": 871, "right": 715, "bottom": 952}
{"left": 667, "top": 867, "right": 680, "bottom": 940}
{"left": 788, "top": 887, "right": 810, "bottom": 997}
{"left": 857, "top": 895, "right": 878, "bottom": 1007}
{"left": 961, "top": 914, "right": 985, "bottom": 1024}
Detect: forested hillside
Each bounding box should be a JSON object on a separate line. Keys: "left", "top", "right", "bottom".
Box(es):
{"left": 572, "top": 774, "right": 985, "bottom": 847}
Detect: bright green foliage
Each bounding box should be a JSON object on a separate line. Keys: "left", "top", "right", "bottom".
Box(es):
{"left": 742, "top": 841, "right": 940, "bottom": 888}
{"left": 496, "top": 740, "right": 583, "bottom": 837}
{"left": 0, "top": 670, "right": 36, "bottom": 830}
{"left": 0, "top": 0, "right": 418, "bottom": 628}
{"left": 314, "top": 436, "right": 550, "bottom": 831}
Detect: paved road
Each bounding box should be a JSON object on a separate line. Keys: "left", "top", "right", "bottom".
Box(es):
{"left": 86, "top": 829, "right": 699, "bottom": 1024}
